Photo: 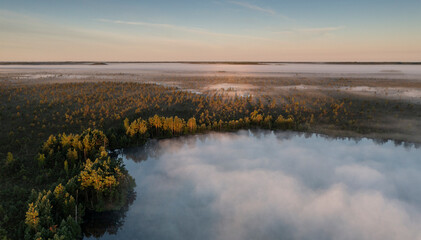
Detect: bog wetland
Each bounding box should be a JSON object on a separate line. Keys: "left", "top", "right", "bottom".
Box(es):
{"left": 2, "top": 62, "right": 420, "bottom": 141}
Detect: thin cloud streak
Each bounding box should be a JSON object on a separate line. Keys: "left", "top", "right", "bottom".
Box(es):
{"left": 97, "top": 18, "right": 273, "bottom": 41}
{"left": 296, "top": 26, "right": 345, "bottom": 33}
{"left": 229, "top": 1, "right": 275, "bottom": 15}
{"left": 275, "top": 26, "right": 345, "bottom": 35}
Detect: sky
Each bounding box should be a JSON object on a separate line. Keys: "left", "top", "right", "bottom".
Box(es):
{"left": 0, "top": 0, "right": 420, "bottom": 61}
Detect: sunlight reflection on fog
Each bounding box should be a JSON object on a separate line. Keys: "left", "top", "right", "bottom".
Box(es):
{"left": 93, "top": 130, "right": 421, "bottom": 240}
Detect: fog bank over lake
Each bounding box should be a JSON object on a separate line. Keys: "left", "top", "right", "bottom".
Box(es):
{"left": 86, "top": 131, "right": 421, "bottom": 240}
{"left": 2, "top": 63, "right": 421, "bottom": 80}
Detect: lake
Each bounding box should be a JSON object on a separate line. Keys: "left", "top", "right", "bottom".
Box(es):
{"left": 83, "top": 130, "right": 421, "bottom": 240}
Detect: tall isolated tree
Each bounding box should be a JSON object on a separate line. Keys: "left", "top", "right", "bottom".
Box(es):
{"left": 187, "top": 117, "right": 197, "bottom": 133}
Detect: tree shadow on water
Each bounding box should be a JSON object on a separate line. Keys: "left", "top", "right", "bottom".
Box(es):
{"left": 82, "top": 190, "right": 137, "bottom": 238}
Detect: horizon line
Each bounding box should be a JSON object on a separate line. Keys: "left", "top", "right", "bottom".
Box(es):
{"left": 1, "top": 61, "right": 421, "bottom": 65}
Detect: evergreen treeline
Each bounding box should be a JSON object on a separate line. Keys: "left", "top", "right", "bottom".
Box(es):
{"left": 0, "top": 81, "right": 365, "bottom": 160}
{"left": 121, "top": 112, "right": 294, "bottom": 144}
{"left": 24, "top": 129, "right": 135, "bottom": 239}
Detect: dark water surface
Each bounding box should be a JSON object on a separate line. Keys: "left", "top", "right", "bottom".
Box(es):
{"left": 84, "top": 131, "right": 421, "bottom": 240}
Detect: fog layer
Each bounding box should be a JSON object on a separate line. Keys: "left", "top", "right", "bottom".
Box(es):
{"left": 94, "top": 131, "right": 421, "bottom": 240}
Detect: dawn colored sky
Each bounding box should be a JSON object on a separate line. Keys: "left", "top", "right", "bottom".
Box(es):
{"left": 0, "top": 0, "right": 420, "bottom": 61}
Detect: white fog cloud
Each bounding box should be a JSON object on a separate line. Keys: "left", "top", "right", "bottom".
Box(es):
{"left": 107, "top": 131, "right": 421, "bottom": 240}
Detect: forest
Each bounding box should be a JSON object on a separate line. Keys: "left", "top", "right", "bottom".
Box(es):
{"left": 0, "top": 81, "right": 420, "bottom": 239}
